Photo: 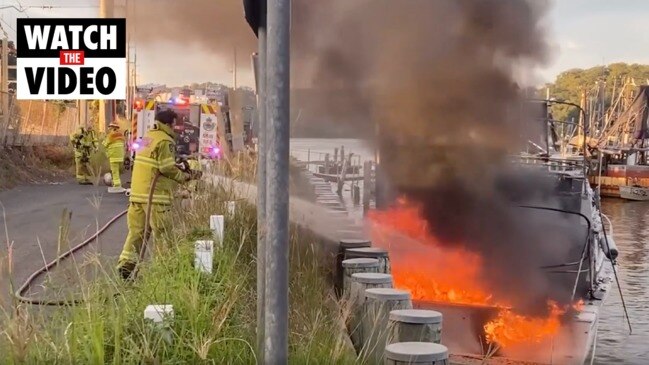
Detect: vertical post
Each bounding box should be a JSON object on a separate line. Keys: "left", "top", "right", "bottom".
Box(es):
{"left": 324, "top": 153, "right": 330, "bottom": 174}
{"left": 340, "top": 145, "right": 345, "bottom": 173}
{"left": 40, "top": 103, "right": 47, "bottom": 144}
{"left": 1, "top": 38, "right": 9, "bottom": 140}
{"left": 334, "top": 147, "right": 339, "bottom": 166}
{"left": 363, "top": 161, "right": 371, "bottom": 216}
{"left": 578, "top": 89, "right": 586, "bottom": 146}
{"left": 256, "top": 2, "right": 267, "bottom": 363}
{"left": 233, "top": 46, "right": 238, "bottom": 90}
{"left": 264, "top": 0, "right": 290, "bottom": 362}
{"left": 98, "top": 0, "right": 114, "bottom": 133}
{"left": 24, "top": 100, "right": 33, "bottom": 132}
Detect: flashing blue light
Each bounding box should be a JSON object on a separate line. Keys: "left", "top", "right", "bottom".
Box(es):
{"left": 209, "top": 145, "right": 221, "bottom": 158}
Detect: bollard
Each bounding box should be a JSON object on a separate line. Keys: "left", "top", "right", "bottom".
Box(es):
{"left": 226, "top": 201, "right": 236, "bottom": 215}
{"left": 353, "top": 185, "right": 361, "bottom": 205}
{"left": 345, "top": 247, "right": 391, "bottom": 274}
{"left": 194, "top": 240, "right": 214, "bottom": 273}
{"left": 362, "top": 288, "right": 413, "bottom": 364}
{"left": 388, "top": 309, "right": 443, "bottom": 344}
{"left": 209, "top": 215, "right": 224, "bottom": 247}
{"left": 336, "top": 238, "right": 372, "bottom": 296}
{"left": 384, "top": 342, "right": 449, "bottom": 365}
{"left": 342, "top": 258, "right": 380, "bottom": 295}
{"left": 349, "top": 273, "right": 393, "bottom": 351}
{"left": 144, "top": 304, "right": 174, "bottom": 344}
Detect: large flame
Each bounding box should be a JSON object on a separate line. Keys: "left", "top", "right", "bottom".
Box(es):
{"left": 368, "top": 198, "right": 578, "bottom": 348}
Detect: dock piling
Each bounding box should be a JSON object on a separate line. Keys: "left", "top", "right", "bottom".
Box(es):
{"left": 342, "top": 258, "right": 380, "bottom": 294}
{"left": 388, "top": 309, "right": 443, "bottom": 344}
{"left": 348, "top": 273, "right": 394, "bottom": 350}
{"left": 361, "top": 288, "right": 413, "bottom": 364}
{"left": 345, "top": 247, "right": 391, "bottom": 274}
{"left": 384, "top": 342, "right": 449, "bottom": 365}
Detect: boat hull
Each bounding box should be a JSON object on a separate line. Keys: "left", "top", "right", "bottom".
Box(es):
{"left": 619, "top": 186, "right": 649, "bottom": 200}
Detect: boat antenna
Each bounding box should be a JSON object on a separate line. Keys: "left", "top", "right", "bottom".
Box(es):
{"left": 598, "top": 208, "right": 633, "bottom": 334}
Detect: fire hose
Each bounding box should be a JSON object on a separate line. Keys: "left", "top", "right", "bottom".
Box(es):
{"left": 13, "top": 159, "right": 197, "bottom": 306}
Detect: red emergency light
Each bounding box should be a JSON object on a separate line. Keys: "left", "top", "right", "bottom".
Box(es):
{"left": 134, "top": 100, "right": 143, "bottom": 111}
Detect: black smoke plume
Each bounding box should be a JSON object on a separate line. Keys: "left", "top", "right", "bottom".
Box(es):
{"left": 298, "top": 0, "right": 587, "bottom": 315}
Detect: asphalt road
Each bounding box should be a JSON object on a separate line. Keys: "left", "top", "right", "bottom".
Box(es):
{"left": 0, "top": 180, "right": 129, "bottom": 307}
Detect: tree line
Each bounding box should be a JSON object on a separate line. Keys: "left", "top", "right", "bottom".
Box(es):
{"left": 541, "top": 62, "right": 649, "bottom": 122}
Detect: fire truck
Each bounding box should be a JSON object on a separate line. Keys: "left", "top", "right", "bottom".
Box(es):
{"left": 129, "top": 96, "right": 224, "bottom": 159}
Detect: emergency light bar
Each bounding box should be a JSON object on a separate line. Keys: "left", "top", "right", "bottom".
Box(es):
{"left": 169, "top": 97, "right": 189, "bottom": 105}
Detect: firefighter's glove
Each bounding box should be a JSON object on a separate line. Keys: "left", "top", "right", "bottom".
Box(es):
{"left": 189, "top": 169, "right": 203, "bottom": 180}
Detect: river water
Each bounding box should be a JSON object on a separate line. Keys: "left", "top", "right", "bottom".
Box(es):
{"left": 290, "top": 138, "right": 648, "bottom": 365}
{"left": 596, "top": 200, "right": 649, "bottom": 365}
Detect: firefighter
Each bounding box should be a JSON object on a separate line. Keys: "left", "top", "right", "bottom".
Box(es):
{"left": 104, "top": 122, "right": 126, "bottom": 193}
{"left": 117, "top": 109, "right": 201, "bottom": 280}
{"left": 70, "top": 125, "right": 97, "bottom": 184}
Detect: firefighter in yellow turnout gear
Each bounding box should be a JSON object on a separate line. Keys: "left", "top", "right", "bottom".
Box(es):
{"left": 70, "top": 126, "right": 97, "bottom": 184}
{"left": 117, "top": 110, "right": 200, "bottom": 280}
{"left": 104, "top": 122, "right": 126, "bottom": 193}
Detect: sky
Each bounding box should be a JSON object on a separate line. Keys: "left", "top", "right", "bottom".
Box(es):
{"left": 1, "top": 0, "right": 649, "bottom": 87}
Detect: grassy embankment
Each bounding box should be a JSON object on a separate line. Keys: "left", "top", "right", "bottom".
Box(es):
{"left": 0, "top": 146, "right": 74, "bottom": 190}
{"left": 0, "top": 155, "right": 356, "bottom": 364}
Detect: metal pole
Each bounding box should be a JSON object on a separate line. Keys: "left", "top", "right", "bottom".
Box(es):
{"left": 99, "top": 0, "right": 114, "bottom": 132}
{"left": 233, "top": 46, "right": 238, "bottom": 90}
{"left": 256, "top": 2, "right": 267, "bottom": 363}
{"left": 1, "top": 37, "right": 9, "bottom": 139}
{"left": 264, "top": 0, "right": 290, "bottom": 362}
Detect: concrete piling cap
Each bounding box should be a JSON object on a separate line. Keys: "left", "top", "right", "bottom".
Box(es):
{"left": 384, "top": 342, "right": 448, "bottom": 362}
{"left": 365, "top": 288, "right": 411, "bottom": 301}
{"left": 351, "top": 272, "right": 393, "bottom": 284}
{"left": 342, "top": 258, "right": 379, "bottom": 268}
{"left": 389, "top": 309, "right": 443, "bottom": 324}
{"left": 346, "top": 247, "right": 388, "bottom": 257}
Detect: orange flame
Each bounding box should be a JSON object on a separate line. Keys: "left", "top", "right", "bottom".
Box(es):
{"left": 368, "top": 198, "right": 578, "bottom": 348}
{"left": 483, "top": 301, "right": 565, "bottom": 348}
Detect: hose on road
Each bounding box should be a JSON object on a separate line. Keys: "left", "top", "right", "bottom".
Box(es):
{"left": 13, "top": 209, "right": 128, "bottom": 306}
{"left": 15, "top": 161, "right": 192, "bottom": 306}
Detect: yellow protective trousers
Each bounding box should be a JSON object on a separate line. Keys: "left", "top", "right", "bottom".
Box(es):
{"left": 110, "top": 161, "right": 122, "bottom": 187}
{"left": 117, "top": 202, "right": 171, "bottom": 268}
{"left": 74, "top": 152, "right": 91, "bottom": 183}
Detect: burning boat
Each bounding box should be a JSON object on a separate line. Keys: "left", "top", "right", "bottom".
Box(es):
{"left": 368, "top": 104, "right": 620, "bottom": 364}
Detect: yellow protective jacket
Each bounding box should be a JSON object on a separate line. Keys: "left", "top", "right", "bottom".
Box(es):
{"left": 70, "top": 128, "right": 97, "bottom": 156}
{"left": 103, "top": 129, "right": 125, "bottom": 163}
{"left": 129, "top": 122, "right": 189, "bottom": 205}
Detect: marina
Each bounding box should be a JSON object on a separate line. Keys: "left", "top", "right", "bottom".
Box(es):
{"left": 289, "top": 124, "right": 625, "bottom": 364}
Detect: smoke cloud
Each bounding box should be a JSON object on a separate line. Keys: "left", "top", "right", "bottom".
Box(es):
{"left": 298, "top": 0, "right": 586, "bottom": 315}
{"left": 128, "top": 0, "right": 584, "bottom": 315}
{"left": 125, "top": 0, "right": 256, "bottom": 61}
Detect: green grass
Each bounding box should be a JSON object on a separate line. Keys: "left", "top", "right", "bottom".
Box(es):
{"left": 0, "top": 167, "right": 357, "bottom": 364}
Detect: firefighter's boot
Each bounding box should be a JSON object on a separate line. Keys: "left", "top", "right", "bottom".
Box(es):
{"left": 107, "top": 161, "right": 126, "bottom": 193}
{"left": 117, "top": 202, "right": 170, "bottom": 280}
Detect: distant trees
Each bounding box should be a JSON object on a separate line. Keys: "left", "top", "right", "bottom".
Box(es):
{"left": 542, "top": 63, "right": 649, "bottom": 121}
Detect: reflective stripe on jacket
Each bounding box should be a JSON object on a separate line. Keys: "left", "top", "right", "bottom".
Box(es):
{"left": 129, "top": 122, "right": 188, "bottom": 205}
